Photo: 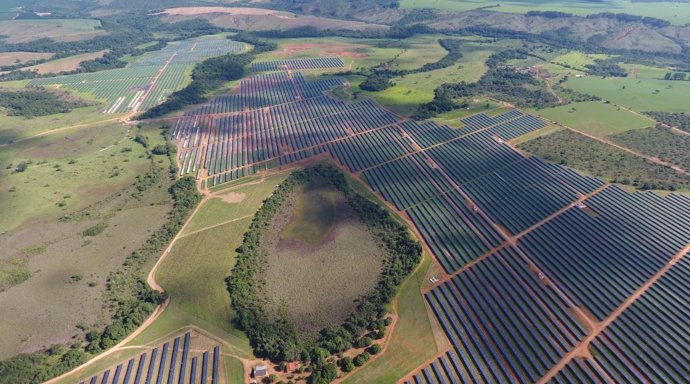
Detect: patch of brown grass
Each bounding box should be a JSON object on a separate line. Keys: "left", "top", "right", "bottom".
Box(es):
{"left": 0, "top": 52, "right": 54, "bottom": 66}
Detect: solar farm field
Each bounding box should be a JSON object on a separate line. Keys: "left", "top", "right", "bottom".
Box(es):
{"left": 251, "top": 56, "right": 344, "bottom": 71}
{"left": 77, "top": 331, "right": 225, "bottom": 384}
{"left": 29, "top": 37, "right": 248, "bottom": 114}
{"left": 169, "top": 65, "right": 690, "bottom": 384}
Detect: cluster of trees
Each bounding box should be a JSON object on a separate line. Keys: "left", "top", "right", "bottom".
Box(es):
{"left": 0, "top": 89, "right": 89, "bottom": 118}
{"left": 645, "top": 111, "right": 690, "bottom": 132}
{"left": 414, "top": 49, "right": 558, "bottom": 119}
{"left": 359, "top": 38, "right": 463, "bottom": 92}
{"left": 663, "top": 72, "right": 688, "bottom": 81}
{"left": 518, "top": 129, "right": 690, "bottom": 191}
{"left": 251, "top": 23, "right": 432, "bottom": 41}
{"left": 141, "top": 36, "right": 276, "bottom": 119}
{"left": 585, "top": 12, "right": 671, "bottom": 28}
{"left": 525, "top": 10, "right": 572, "bottom": 18}
{"left": 584, "top": 59, "right": 628, "bottom": 77}
{"left": 227, "top": 165, "right": 421, "bottom": 382}
{"left": 268, "top": 0, "right": 399, "bottom": 19}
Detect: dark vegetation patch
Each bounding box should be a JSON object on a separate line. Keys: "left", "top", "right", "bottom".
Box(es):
{"left": 261, "top": 183, "right": 385, "bottom": 340}
{"left": 414, "top": 49, "right": 558, "bottom": 119}
{"left": 645, "top": 111, "right": 690, "bottom": 133}
{"left": 0, "top": 258, "right": 31, "bottom": 293}
{"left": 227, "top": 165, "right": 421, "bottom": 367}
{"left": 611, "top": 126, "right": 690, "bottom": 173}
{"left": 518, "top": 129, "right": 690, "bottom": 191}
{"left": 0, "top": 88, "right": 91, "bottom": 118}
{"left": 584, "top": 59, "right": 628, "bottom": 77}
{"left": 359, "top": 38, "right": 464, "bottom": 92}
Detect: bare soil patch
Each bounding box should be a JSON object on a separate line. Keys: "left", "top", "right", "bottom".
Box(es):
{"left": 260, "top": 185, "right": 384, "bottom": 341}
{"left": 280, "top": 42, "right": 369, "bottom": 59}
{"left": 22, "top": 50, "right": 108, "bottom": 74}
{"left": 0, "top": 52, "right": 53, "bottom": 66}
{"left": 219, "top": 191, "right": 246, "bottom": 203}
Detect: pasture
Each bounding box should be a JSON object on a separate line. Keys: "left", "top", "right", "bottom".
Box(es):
{"left": 22, "top": 49, "right": 108, "bottom": 74}
{"left": 399, "top": 0, "right": 690, "bottom": 25}
{"left": 260, "top": 182, "right": 385, "bottom": 339}
{"left": 562, "top": 71, "right": 690, "bottom": 113}
{"left": 151, "top": 175, "right": 288, "bottom": 358}
{"left": 534, "top": 101, "right": 653, "bottom": 136}
{"left": 0, "top": 19, "right": 105, "bottom": 43}
{"left": 0, "top": 52, "right": 53, "bottom": 66}
{"left": 0, "top": 122, "right": 173, "bottom": 359}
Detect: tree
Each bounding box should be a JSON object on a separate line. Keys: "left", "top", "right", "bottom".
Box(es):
{"left": 367, "top": 344, "right": 381, "bottom": 355}
{"left": 339, "top": 357, "right": 355, "bottom": 372}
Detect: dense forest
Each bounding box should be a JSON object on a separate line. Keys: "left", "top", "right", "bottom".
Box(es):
{"left": 227, "top": 165, "right": 421, "bottom": 382}
{"left": 0, "top": 89, "right": 90, "bottom": 118}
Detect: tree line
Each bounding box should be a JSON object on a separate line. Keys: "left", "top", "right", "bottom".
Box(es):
{"left": 226, "top": 165, "right": 421, "bottom": 383}
{"left": 140, "top": 35, "right": 277, "bottom": 119}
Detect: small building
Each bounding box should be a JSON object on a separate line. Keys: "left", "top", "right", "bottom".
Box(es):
{"left": 286, "top": 361, "right": 299, "bottom": 372}
{"left": 253, "top": 365, "right": 268, "bottom": 378}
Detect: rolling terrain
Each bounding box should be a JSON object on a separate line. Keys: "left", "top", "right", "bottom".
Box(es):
{"left": 1, "top": 1, "right": 690, "bottom": 383}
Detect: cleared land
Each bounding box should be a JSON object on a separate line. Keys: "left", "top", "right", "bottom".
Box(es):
{"left": 399, "top": 0, "right": 690, "bottom": 25}
{"left": 22, "top": 50, "right": 108, "bottom": 74}
{"left": 534, "top": 101, "right": 652, "bottom": 136}
{"left": 518, "top": 128, "right": 690, "bottom": 190}
{"left": 261, "top": 183, "right": 385, "bottom": 339}
{"left": 161, "top": 7, "right": 387, "bottom": 33}
{"left": 0, "top": 122, "right": 173, "bottom": 359}
{"left": 0, "top": 19, "right": 105, "bottom": 43}
{"left": 0, "top": 52, "right": 53, "bottom": 66}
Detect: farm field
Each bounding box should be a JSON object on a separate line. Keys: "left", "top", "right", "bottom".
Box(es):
{"left": 159, "top": 6, "right": 388, "bottom": 33}
{"left": 30, "top": 36, "right": 248, "bottom": 114}
{"left": 0, "top": 52, "right": 53, "bottom": 66}
{"left": 21, "top": 49, "right": 108, "bottom": 74}
{"left": 561, "top": 72, "right": 690, "bottom": 113}
{"left": 0, "top": 19, "right": 105, "bottom": 43}
{"left": 534, "top": 101, "right": 653, "bottom": 136}
{"left": 399, "top": 0, "right": 690, "bottom": 25}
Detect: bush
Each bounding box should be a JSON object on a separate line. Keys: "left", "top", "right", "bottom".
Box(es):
{"left": 353, "top": 352, "right": 370, "bottom": 367}
{"left": 367, "top": 344, "right": 381, "bottom": 355}
{"left": 83, "top": 222, "right": 108, "bottom": 237}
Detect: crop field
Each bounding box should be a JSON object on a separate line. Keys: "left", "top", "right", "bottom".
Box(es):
{"left": 76, "top": 332, "right": 226, "bottom": 384}
{"left": 398, "top": 0, "right": 690, "bottom": 25}
{"left": 0, "top": 51, "right": 53, "bottom": 66}
{"left": 29, "top": 37, "right": 248, "bottom": 114}
{"left": 22, "top": 49, "right": 109, "bottom": 74}
{"left": 169, "top": 62, "right": 690, "bottom": 383}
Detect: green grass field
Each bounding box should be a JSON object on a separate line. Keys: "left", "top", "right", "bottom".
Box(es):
{"left": 562, "top": 71, "right": 690, "bottom": 113}
{"left": 355, "top": 41, "right": 501, "bottom": 116}
{"left": 149, "top": 174, "right": 288, "bottom": 358}
{"left": 0, "top": 19, "right": 104, "bottom": 43}
{"left": 341, "top": 251, "right": 438, "bottom": 384}
{"left": 399, "top": 0, "right": 690, "bottom": 25}
{"left": 549, "top": 51, "right": 612, "bottom": 71}
{"left": 533, "top": 101, "right": 653, "bottom": 136}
